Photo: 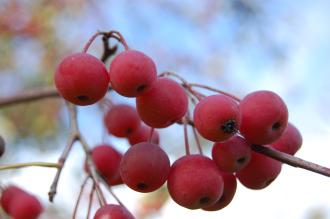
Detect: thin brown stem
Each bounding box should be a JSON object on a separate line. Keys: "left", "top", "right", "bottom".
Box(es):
{"left": 87, "top": 183, "right": 95, "bottom": 219}
{"left": 72, "top": 176, "right": 89, "bottom": 219}
{"left": 99, "top": 176, "right": 126, "bottom": 208}
{"left": 192, "top": 127, "right": 203, "bottom": 155}
{"left": 182, "top": 117, "right": 190, "bottom": 155}
{"left": 0, "top": 87, "right": 58, "bottom": 108}
{"left": 251, "top": 144, "right": 330, "bottom": 177}
{"left": 189, "top": 83, "right": 241, "bottom": 102}
{"left": 148, "top": 128, "right": 155, "bottom": 143}
{"left": 0, "top": 162, "right": 60, "bottom": 171}
{"left": 48, "top": 133, "right": 77, "bottom": 202}
{"left": 159, "top": 72, "right": 204, "bottom": 100}
{"left": 83, "top": 32, "right": 103, "bottom": 53}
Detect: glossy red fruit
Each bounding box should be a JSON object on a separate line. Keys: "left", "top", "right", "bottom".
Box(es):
{"left": 203, "top": 172, "right": 237, "bottom": 211}
{"left": 55, "top": 53, "right": 110, "bottom": 105}
{"left": 120, "top": 142, "right": 170, "bottom": 193}
{"left": 104, "top": 104, "right": 141, "bottom": 137}
{"left": 94, "top": 204, "right": 135, "bottom": 219}
{"left": 236, "top": 150, "right": 282, "bottom": 190}
{"left": 128, "top": 125, "right": 159, "bottom": 146}
{"left": 0, "top": 185, "right": 24, "bottom": 213}
{"left": 167, "top": 154, "right": 224, "bottom": 209}
{"left": 212, "top": 136, "right": 251, "bottom": 172}
{"left": 194, "top": 95, "right": 240, "bottom": 142}
{"left": 0, "top": 135, "right": 5, "bottom": 157}
{"left": 109, "top": 50, "right": 157, "bottom": 97}
{"left": 8, "top": 192, "right": 43, "bottom": 219}
{"left": 271, "top": 122, "right": 302, "bottom": 155}
{"left": 239, "top": 90, "right": 288, "bottom": 145}
{"left": 86, "top": 145, "right": 122, "bottom": 180}
{"left": 107, "top": 170, "right": 124, "bottom": 186}
{"left": 136, "top": 78, "right": 188, "bottom": 128}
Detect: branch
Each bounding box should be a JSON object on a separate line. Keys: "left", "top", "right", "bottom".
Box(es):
{"left": 0, "top": 87, "right": 58, "bottom": 107}
{"left": 0, "top": 162, "right": 60, "bottom": 171}
{"left": 251, "top": 144, "right": 330, "bottom": 177}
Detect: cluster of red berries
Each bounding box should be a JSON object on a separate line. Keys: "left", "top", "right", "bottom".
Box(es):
{"left": 0, "top": 185, "right": 43, "bottom": 219}
{"left": 53, "top": 33, "right": 303, "bottom": 218}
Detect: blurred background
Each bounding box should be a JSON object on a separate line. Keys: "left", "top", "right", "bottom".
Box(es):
{"left": 0, "top": 0, "right": 330, "bottom": 218}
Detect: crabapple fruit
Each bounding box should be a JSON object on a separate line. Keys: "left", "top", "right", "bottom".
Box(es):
{"left": 239, "top": 90, "right": 288, "bottom": 145}
{"left": 167, "top": 154, "right": 224, "bottom": 209}
{"left": 104, "top": 104, "right": 141, "bottom": 137}
{"left": 202, "top": 172, "right": 237, "bottom": 211}
{"left": 128, "top": 125, "right": 159, "bottom": 146}
{"left": 236, "top": 150, "right": 282, "bottom": 190}
{"left": 271, "top": 122, "right": 302, "bottom": 155}
{"left": 120, "top": 142, "right": 170, "bottom": 193}
{"left": 94, "top": 204, "right": 135, "bottom": 219}
{"left": 194, "top": 94, "right": 240, "bottom": 142}
{"left": 109, "top": 50, "right": 157, "bottom": 97}
{"left": 136, "top": 78, "right": 188, "bottom": 128}
{"left": 55, "top": 53, "right": 109, "bottom": 105}
{"left": 212, "top": 135, "right": 251, "bottom": 172}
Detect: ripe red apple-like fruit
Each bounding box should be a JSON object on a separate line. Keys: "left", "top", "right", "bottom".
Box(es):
{"left": 120, "top": 142, "right": 170, "bottom": 193}
{"left": 109, "top": 50, "right": 157, "bottom": 97}
{"left": 136, "top": 78, "right": 188, "bottom": 128}
{"left": 239, "top": 90, "right": 288, "bottom": 145}
{"left": 104, "top": 104, "right": 141, "bottom": 137}
{"left": 236, "top": 150, "right": 282, "bottom": 190}
{"left": 194, "top": 94, "right": 240, "bottom": 142}
{"left": 167, "top": 154, "right": 224, "bottom": 209}
{"left": 94, "top": 204, "right": 135, "bottom": 219}
{"left": 55, "top": 52, "right": 109, "bottom": 105}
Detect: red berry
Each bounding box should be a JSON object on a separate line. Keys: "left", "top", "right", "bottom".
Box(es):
{"left": 128, "top": 125, "right": 159, "bottom": 146}
{"left": 236, "top": 150, "right": 282, "bottom": 190}
{"left": 8, "top": 192, "right": 43, "bottom": 219}
{"left": 203, "top": 172, "right": 237, "bottom": 211}
{"left": 0, "top": 185, "right": 24, "bottom": 213}
{"left": 194, "top": 95, "right": 240, "bottom": 142}
{"left": 271, "top": 122, "right": 302, "bottom": 155}
{"left": 136, "top": 78, "right": 188, "bottom": 128}
{"left": 120, "top": 142, "right": 170, "bottom": 193}
{"left": 86, "top": 145, "right": 122, "bottom": 180}
{"left": 109, "top": 50, "right": 157, "bottom": 97}
{"left": 104, "top": 104, "right": 141, "bottom": 137}
{"left": 94, "top": 204, "right": 135, "bottom": 219}
{"left": 239, "top": 90, "right": 288, "bottom": 145}
{"left": 107, "top": 171, "right": 124, "bottom": 186}
{"left": 212, "top": 136, "right": 251, "bottom": 172}
{"left": 167, "top": 154, "right": 224, "bottom": 209}
{"left": 0, "top": 135, "right": 5, "bottom": 157}
{"left": 55, "top": 53, "right": 110, "bottom": 105}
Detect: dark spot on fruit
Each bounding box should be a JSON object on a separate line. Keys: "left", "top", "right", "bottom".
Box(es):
{"left": 137, "top": 183, "right": 148, "bottom": 190}
{"left": 265, "top": 178, "right": 275, "bottom": 187}
{"left": 137, "top": 84, "right": 146, "bottom": 92}
{"left": 221, "top": 119, "right": 237, "bottom": 134}
{"left": 126, "top": 128, "right": 133, "bottom": 135}
{"left": 76, "top": 95, "right": 89, "bottom": 101}
{"left": 237, "top": 157, "right": 246, "bottom": 164}
{"left": 199, "top": 197, "right": 210, "bottom": 205}
{"left": 272, "top": 122, "right": 281, "bottom": 130}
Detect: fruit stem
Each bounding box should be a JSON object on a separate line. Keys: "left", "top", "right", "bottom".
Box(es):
{"left": 87, "top": 183, "right": 95, "bottom": 219}
{"left": 0, "top": 162, "right": 61, "bottom": 171}
{"left": 72, "top": 176, "right": 89, "bottom": 219}
{"left": 192, "top": 126, "right": 203, "bottom": 155}
{"left": 189, "top": 83, "right": 241, "bottom": 102}
{"left": 182, "top": 117, "right": 190, "bottom": 155}
{"left": 148, "top": 128, "right": 155, "bottom": 143}
{"left": 83, "top": 31, "right": 104, "bottom": 53}
{"left": 251, "top": 144, "right": 330, "bottom": 177}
